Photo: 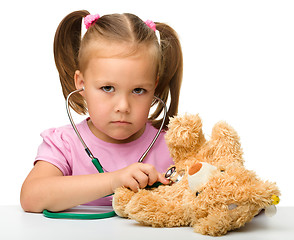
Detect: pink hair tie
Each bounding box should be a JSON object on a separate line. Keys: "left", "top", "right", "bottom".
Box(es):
{"left": 145, "top": 20, "right": 156, "bottom": 31}
{"left": 84, "top": 14, "right": 100, "bottom": 29}
{"left": 145, "top": 19, "right": 160, "bottom": 45}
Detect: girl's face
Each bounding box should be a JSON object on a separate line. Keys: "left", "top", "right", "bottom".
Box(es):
{"left": 75, "top": 44, "right": 158, "bottom": 143}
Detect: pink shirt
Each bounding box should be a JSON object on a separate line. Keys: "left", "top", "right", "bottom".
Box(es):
{"left": 35, "top": 119, "right": 173, "bottom": 206}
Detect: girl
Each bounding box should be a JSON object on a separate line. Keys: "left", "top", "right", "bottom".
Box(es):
{"left": 20, "top": 10, "right": 183, "bottom": 213}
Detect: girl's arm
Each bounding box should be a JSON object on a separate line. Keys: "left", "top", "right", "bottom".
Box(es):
{"left": 20, "top": 161, "right": 114, "bottom": 212}
{"left": 20, "top": 161, "right": 169, "bottom": 213}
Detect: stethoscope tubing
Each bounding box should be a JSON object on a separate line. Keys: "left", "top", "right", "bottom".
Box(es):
{"left": 66, "top": 88, "right": 96, "bottom": 160}
{"left": 66, "top": 87, "right": 167, "bottom": 167}
{"left": 43, "top": 87, "right": 167, "bottom": 219}
{"left": 43, "top": 209, "right": 116, "bottom": 219}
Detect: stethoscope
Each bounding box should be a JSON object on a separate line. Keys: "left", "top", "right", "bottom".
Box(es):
{"left": 43, "top": 87, "right": 169, "bottom": 219}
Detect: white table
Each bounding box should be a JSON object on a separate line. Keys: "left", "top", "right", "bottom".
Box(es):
{"left": 1, "top": 206, "right": 293, "bottom": 240}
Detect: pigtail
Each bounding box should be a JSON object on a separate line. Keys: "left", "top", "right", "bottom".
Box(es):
{"left": 150, "top": 22, "right": 183, "bottom": 130}
{"left": 53, "top": 10, "right": 89, "bottom": 114}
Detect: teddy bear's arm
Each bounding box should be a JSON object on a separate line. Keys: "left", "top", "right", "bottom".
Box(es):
{"left": 123, "top": 189, "right": 189, "bottom": 227}
{"left": 112, "top": 187, "right": 136, "bottom": 218}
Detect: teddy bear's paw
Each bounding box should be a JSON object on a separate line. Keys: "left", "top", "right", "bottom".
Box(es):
{"left": 210, "top": 121, "right": 244, "bottom": 165}
{"left": 166, "top": 114, "right": 203, "bottom": 147}
{"left": 165, "top": 114, "right": 206, "bottom": 161}
{"left": 112, "top": 187, "right": 135, "bottom": 218}
{"left": 211, "top": 121, "right": 239, "bottom": 142}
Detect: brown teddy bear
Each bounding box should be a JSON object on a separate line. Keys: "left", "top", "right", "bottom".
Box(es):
{"left": 112, "top": 114, "right": 280, "bottom": 236}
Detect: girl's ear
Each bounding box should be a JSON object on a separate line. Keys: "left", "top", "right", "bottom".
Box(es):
{"left": 155, "top": 75, "right": 159, "bottom": 88}
{"left": 74, "top": 70, "right": 85, "bottom": 95}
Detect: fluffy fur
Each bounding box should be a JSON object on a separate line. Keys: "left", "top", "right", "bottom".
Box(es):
{"left": 112, "top": 114, "right": 280, "bottom": 236}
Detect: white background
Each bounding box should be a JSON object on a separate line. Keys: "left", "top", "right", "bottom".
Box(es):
{"left": 0, "top": 0, "right": 293, "bottom": 206}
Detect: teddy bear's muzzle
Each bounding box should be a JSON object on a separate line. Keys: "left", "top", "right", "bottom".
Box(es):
{"left": 187, "top": 162, "right": 217, "bottom": 192}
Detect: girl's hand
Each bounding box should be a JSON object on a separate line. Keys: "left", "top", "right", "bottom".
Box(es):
{"left": 110, "top": 163, "right": 169, "bottom": 192}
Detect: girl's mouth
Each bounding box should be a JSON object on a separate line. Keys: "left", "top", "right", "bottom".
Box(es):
{"left": 111, "top": 121, "right": 131, "bottom": 125}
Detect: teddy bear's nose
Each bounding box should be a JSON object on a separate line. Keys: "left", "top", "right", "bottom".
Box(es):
{"left": 189, "top": 162, "right": 202, "bottom": 175}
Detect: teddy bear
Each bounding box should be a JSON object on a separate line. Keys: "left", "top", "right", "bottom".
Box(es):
{"left": 112, "top": 114, "right": 280, "bottom": 236}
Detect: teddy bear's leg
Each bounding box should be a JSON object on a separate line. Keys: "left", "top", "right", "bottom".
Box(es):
{"left": 193, "top": 211, "right": 232, "bottom": 236}
{"left": 124, "top": 189, "right": 189, "bottom": 227}
{"left": 209, "top": 121, "right": 244, "bottom": 165}
{"left": 193, "top": 205, "right": 259, "bottom": 236}
{"left": 112, "top": 187, "right": 136, "bottom": 218}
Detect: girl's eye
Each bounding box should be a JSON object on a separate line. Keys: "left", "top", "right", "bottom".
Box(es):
{"left": 101, "top": 86, "right": 114, "bottom": 93}
{"left": 133, "top": 88, "right": 146, "bottom": 95}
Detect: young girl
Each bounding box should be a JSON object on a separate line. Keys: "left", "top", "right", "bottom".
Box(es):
{"left": 20, "top": 10, "right": 183, "bottom": 213}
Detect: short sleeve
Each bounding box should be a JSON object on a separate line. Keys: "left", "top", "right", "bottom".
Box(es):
{"left": 35, "top": 128, "right": 72, "bottom": 176}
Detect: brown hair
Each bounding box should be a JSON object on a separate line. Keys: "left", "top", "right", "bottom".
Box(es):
{"left": 54, "top": 10, "right": 183, "bottom": 129}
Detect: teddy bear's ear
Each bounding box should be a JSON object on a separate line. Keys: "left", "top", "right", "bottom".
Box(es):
{"left": 165, "top": 114, "right": 206, "bottom": 161}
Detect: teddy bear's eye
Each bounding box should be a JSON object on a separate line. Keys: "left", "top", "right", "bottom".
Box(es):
{"left": 220, "top": 169, "right": 225, "bottom": 173}
{"left": 196, "top": 191, "right": 200, "bottom": 197}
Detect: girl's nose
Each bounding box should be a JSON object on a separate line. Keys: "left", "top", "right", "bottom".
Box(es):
{"left": 115, "top": 95, "right": 130, "bottom": 113}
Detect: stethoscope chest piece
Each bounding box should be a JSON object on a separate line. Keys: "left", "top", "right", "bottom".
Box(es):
{"left": 165, "top": 166, "right": 185, "bottom": 184}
